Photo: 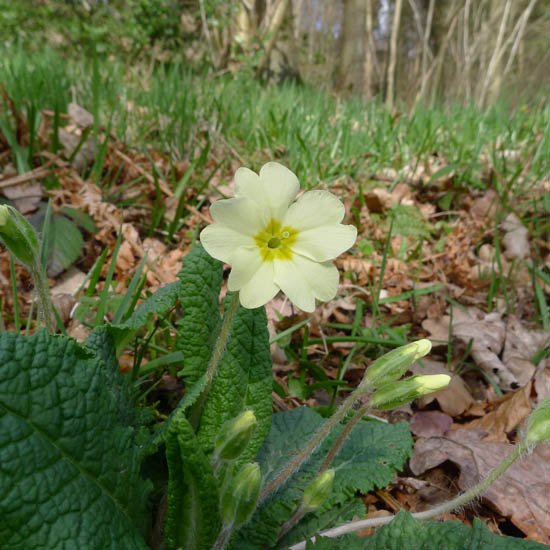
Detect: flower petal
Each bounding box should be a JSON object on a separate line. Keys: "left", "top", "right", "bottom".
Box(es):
{"left": 238, "top": 261, "right": 280, "bottom": 309}
{"left": 284, "top": 190, "right": 345, "bottom": 230}
{"left": 227, "top": 246, "right": 263, "bottom": 290}
{"left": 210, "top": 197, "right": 268, "bottom": 236}
{"left": 291, "top": 224, "right": 357, "bottom": 262}
{"left": 274, "top": 259, "right": 316, "bottom": 312}
{"left": 259, "top": 162, "right": 300, "bottom": 219}
{"left": 200, "top": 224, "right": 254, "bottom": 264}
{"left": 234, "top": 167, "right": 264, "bottom": 204}
{"left": 291, "top": 255, "right": 340, "bottom": 302}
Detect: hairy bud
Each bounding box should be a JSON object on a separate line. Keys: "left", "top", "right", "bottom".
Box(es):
{"left": 214, "top": 410, "right": 258, "bottom": 461}
{"left": 369, "top": 374, "right": 451, "bottom": 410}
{"left": 361, "top": 339, "right": 432, "bottom": 390}
{"left": 221, "top": 462, "right": 261, "bottom": 527}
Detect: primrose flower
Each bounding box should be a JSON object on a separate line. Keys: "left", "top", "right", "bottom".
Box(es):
{"left": 200, "top": 162, "right": 357, "bottom": 311}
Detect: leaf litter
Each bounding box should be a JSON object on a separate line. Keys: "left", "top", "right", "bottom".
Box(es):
{"left": 0, "top": 94, "right": 549, "bottom": 542}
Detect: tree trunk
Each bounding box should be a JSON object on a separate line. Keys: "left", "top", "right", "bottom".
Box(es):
{"left": 363, "top": 0, "right": 380, "bottom": 99}
{"left": 334, "top": 0, "right": 367, "bottom": 95}
{"left": 386, "top": 0, "right": 404, "bottom": 109}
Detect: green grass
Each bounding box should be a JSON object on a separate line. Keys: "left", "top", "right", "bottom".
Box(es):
{"left": 1, "top": 44, "right": 549, "bottom": 397}
{"left": 2, "top": 45, "right": 550, "bottom": 193}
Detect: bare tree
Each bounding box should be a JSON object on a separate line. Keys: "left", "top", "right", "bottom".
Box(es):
{"left": 334, "top": 0, "right": 366, "bottom": 94}
{"left": 386, "top": 0, "right": 404, "bottom": 109}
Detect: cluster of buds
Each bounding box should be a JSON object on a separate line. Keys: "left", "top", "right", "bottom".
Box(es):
{"left": 361, "top": 339, "right": 450, "bottom": 410}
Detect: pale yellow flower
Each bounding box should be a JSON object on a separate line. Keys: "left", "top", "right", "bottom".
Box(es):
{"left": 200, "top": 162, "right": 357, "bottom": 311}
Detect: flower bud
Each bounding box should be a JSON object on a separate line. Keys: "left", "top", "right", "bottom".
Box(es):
{"left": 526, "top": 398, "right": 550, "bottom": 445}
{"left": 221, "top": 462, "right": 261, "bottom": 527}
{"left": 214, "top": 410, "right": 258, "bottom": 461}
{"left": 361, "top": 339, "right": 432, "bottom": 390}
{"left": 0, "top": 205, "right": 40, "bottom": 266}
{"left": 369, "top": 374, "right": 451, "bottom": 410}
{"left": 301, "top": 469, "right": 335, "bottom": 512}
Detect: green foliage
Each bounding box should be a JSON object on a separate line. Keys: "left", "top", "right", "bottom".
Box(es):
{"left": 118, "top": 280, "right": 181, "bottom": 331}
{"left": 233, "top": 407, "right": 413, "bottom": 549}
{"left": 0, "top": 329, "right": 151, "bottom": 549}
{"left": 388, "top": 204, "right": 432, "bottom": 240}
{"left": 196, "top": 293, "right": 273, "bottom": 463}
{"left": 0, "top": 0, "right": 186, "bottom": 58}
{"left": 307, "top": 510, "right": 550, "bottom": 549}
{"left": 164, "top": 409, "right": 221, "bottom": 550}
{"left": 176, "top": 243, "right": 223, "bottom": 385}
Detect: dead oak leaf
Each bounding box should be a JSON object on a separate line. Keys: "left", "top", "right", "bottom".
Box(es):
{"left": 410, "top": 428, "right": 550, "bottom": 543}
{"left": 463, "top": 382, "right": 532, "bottom": 442}
{"left": 411, "top": 359, "right": 474, "bottom": 416}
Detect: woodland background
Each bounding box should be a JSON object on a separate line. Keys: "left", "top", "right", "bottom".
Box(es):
{"left": 2, "top": 0, "right": 550, "bottom": 107}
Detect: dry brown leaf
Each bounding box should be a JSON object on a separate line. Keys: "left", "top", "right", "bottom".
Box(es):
{"left": 502, "top": 213, "right": 530, "bottom": 260}
{"left": 452, "top": 308, "right": 519, "bottom": 390}
{"left": 410, "top": 428, "right": 550, "bottom": 543}
{"left": 409, "top": 411, "right": 453, "bottom": 438}
{"left": 412, "top": 359, "right": 474, "bottom": 416}
{"left": 463, "top": 382, "right": 532, "bottom": 442}
{"left": 503, "top": 315, "right": 548, "bottom": 386}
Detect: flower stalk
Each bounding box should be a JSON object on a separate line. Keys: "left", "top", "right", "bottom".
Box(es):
{"left": 259, "top": 381, "right": 370, "bottom": 503}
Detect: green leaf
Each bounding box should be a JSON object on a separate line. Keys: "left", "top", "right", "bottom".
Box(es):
{"left": 176, "top": 243, "right": 223, "bottom": 386}
{"left": 60, "top": 206, "right": 97, "bottom": 233}
{"left": 103, "top": 280, "right": 181, "bottom": 350}
{"left": 0, "top": 329, "right": 150, "bottom": 549}
{"left": 119, "top": 280, "right": 181, "bottom": 331}
{"left": 360, "top": 509, "right": 549, "bottom": 550}
{"left": 233, "top": 407, "right": 413, "bottom": 549}
{"left": 197, "top": 293, "right": 273, "bottom": 464}
{"left": 389, "top": 204, "right": 431, "bottom": 239}
{"left": 46, "top": 215, "right": 84, "bottom": 276}
{"left": 164, "top": 409, "right": 221, "bottom": 550}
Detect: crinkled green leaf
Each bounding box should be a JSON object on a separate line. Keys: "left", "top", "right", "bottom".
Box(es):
{"left": 361, "top": 509, "right": 548, "bottom": 550}
{"left": 287, "top": 499, "right": 365, "bottom": 549}
{"left": 305, "top": 534, "right": 365, "bottom": 549}
{"left": 233, "top": 407, "right": 412, "bottom": 549}
{"left": 197, "top": 292, "right": 273, "bottom": 463}
{"left": 0, "top": 329, "right": 151, "bottom": 550}
{"left": 176, "top": 243, "right": 223, "bottom": 386}
{"left": 165, "top": 409, "right": 221, "bottom": 550}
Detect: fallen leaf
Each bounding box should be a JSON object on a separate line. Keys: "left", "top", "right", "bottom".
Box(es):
{"left": 411, "top": 359, "right": 474, "bottom": 416}
{"left": 409, "top": 411, "right": 453, "bottom": 438}
{"left": 463, "top": 382, "right": 532, "bottom": 441}
{"left": 501, "top": 213, "right": 530, "bottom": 260}
{"left": 503, "top": 315, "right": 548, "bottom": 386}
{"left": 410, "top": 428, "right": 550, "bottom": 543}
{"left": 452, "top": 308, "right": 519, "bottom": 390}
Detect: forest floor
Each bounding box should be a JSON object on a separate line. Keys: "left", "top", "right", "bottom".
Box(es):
{"left": 1, "top": 48, "right": 550, "bottom": 543}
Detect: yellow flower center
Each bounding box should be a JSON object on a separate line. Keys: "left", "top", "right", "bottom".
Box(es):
{"left": 254, "top": 218, "right": 298, "bottom": 262}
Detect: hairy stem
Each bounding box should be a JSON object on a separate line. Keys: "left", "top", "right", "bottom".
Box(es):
{"left": 319, "top": 401, "right": 372, "bottom": 474}
{"left": 259, "top": 383, "right": 370, "bottom": 503}
{"left": 189, "top": 291, "right": 240, "bottom": 428}
{"left": 30, "top": 263, "right": 54, "bottom": 334}
{"left": 213, "top": 524, "right": 233, "bottom": 550}
{"left": 289, "top": 440, "right": 529, "bottom": 549}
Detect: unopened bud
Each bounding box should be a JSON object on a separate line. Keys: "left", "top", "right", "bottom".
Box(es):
{"left": 0, "top": 205, "right": 39, "bottom": 266}
{"left": 302, "top": 469, "right": 335, "bottom": 512}
{"left": 221, "top": 462, "right": 261, "bottom": 527}
{"left": 526, "top": 399, "right": 550, "bottom": 445}
{"left": 361, "top": 339, "right": 432, "bottom": 390}
{"left": 214, "top": 410, "right": 258, "bottom": 461}
{"left": 369, "top": 374, "right": 451, "bottom": 410}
